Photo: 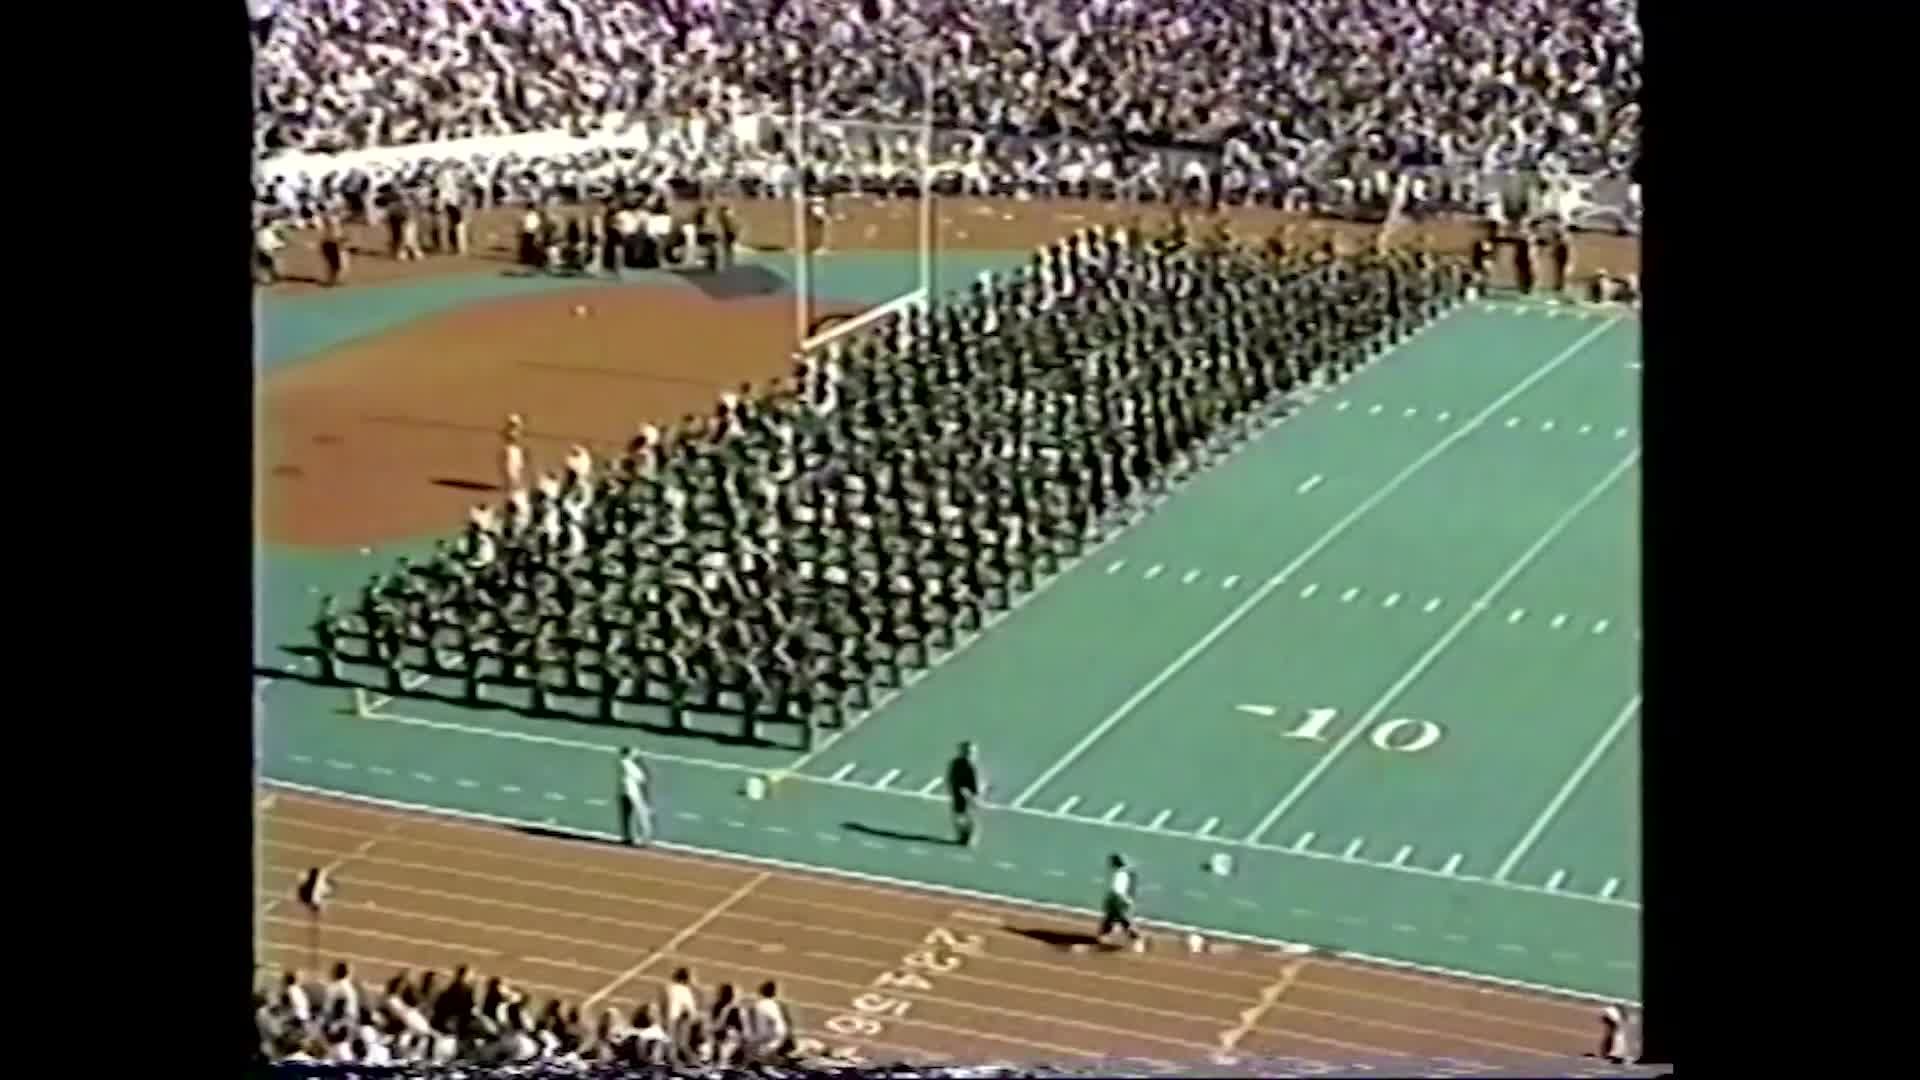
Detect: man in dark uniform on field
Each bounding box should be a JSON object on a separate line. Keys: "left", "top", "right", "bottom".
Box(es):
{"left": 946, "top": 740, "right": 984, "bottom": 846}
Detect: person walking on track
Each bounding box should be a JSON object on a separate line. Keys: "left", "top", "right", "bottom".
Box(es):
{"left": 1098, "top": 853, "right": 1145, "bottom": 951}
{"left": 1599, "top": 1005, "right": 1635, "bottom": 1063}
{"left": 617, "top": 747, "right": 653, "bottom": 846}
{"left": 946, "top": 741, "right": 985, "bottom": 846}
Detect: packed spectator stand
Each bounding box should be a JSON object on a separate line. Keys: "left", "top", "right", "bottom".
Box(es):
{"left": 308, "top": 224, "right": 1479, "bottom": 745}
{"left": 259, "top": 3, "right": 1625, "bottom": 1071}
{"left": 258, "top": 960, "right": 824, "bottom": 1071}
{"left": 250, "top": 0, "right": 1641, "bottom": 232}
{"left": 252, "top": 0, "right": 1639, "bottom": 179}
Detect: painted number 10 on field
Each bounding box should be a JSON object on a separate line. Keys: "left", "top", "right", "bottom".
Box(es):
{"left": 1236, "top": 704, "right": 1445, "bottom": 753}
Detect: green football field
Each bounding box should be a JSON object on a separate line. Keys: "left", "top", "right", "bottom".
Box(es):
{"left": 258, "top": 260, "right": 1641, "bottom": 1004}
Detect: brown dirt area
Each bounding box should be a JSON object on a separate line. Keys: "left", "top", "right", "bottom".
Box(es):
{"left": 259, "top": 196, "right": 1637, "bottom": 549}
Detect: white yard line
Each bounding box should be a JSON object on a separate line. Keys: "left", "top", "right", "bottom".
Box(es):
{"left": 1009, "top": 318, "right": 1622, "bottom": 809}
{"left": 1243, "top": 448, "right": 1640, "bottom": 844}
{"left": 582, "top": 871, "right": 771, "bottom": 1011}
{"left": 1493, "top": 694, "right": 1643, "bottom": 881}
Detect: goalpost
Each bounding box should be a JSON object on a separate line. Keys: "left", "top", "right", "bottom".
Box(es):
{"left": 775, "top": 58, "right": 939, "bottom": 354}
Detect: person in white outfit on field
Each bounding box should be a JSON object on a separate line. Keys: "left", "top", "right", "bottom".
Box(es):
{"left": 618, "top": 747, "right": 653, "bottom": 846}
{"left": 501, "top": 414, "right": 527, "bottom": 496}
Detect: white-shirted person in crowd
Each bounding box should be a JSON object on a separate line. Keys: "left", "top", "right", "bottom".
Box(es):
{"left": 743, "top": 980, "right": 792, "bottom": 1063}
{"left": 1098, "top": 853, "right": 1146, "bottom": 951}
{"left": 618, "top": 747, "right": 654, "bottom": 846}
{"left": 661, "top": 966, "right": 701, "bottom": 1043}
{"left": 628, "top": 1004, "right": 671, "bottom": 1063}
{"left": 280, "top": 969, "right": 313, "bottom": 1029}
{"left": 322, "top": 961, "right": 359, "bottom": 1025}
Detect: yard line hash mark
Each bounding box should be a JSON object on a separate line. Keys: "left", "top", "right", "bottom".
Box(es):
{"left": 1297, "top": 474, "right": 1324, "bottom": 494}
{"left": 1494, "top": 694, "right": 1644, "bottom": 881}
{"left": 1245, "top": 447, "right": 1641, "bottom": 844}
{"left": 1009, "top": 319, "right": 1623, "bottom": 812}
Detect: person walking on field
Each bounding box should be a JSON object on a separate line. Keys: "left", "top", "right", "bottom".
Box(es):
{"left": 618, "top": 747, "right": 654, "bottom": 846}
{"left": 946, "top": 741, "right": 985, "bottom": 847}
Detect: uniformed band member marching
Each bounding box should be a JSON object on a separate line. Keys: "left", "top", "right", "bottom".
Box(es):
{"left": 310, "top": 226, "right": 1483, "bottom": 787}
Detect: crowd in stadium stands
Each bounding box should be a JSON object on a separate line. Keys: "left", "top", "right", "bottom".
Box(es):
{"left": 249, "top": 0, "right": 1640, "bottom": 204}
{"left": 257, "top": 961, "right": 804, "bottom": 1069}
{"left": 309, "top": 224, "right": 1481, "bottom": 732}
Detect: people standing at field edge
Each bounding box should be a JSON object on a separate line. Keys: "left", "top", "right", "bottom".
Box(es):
{"left": 319, "top": 214, "right": 348, "bottom": 286}
{"left": 255, "top": 215, "right": 284, "bottom": 284}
